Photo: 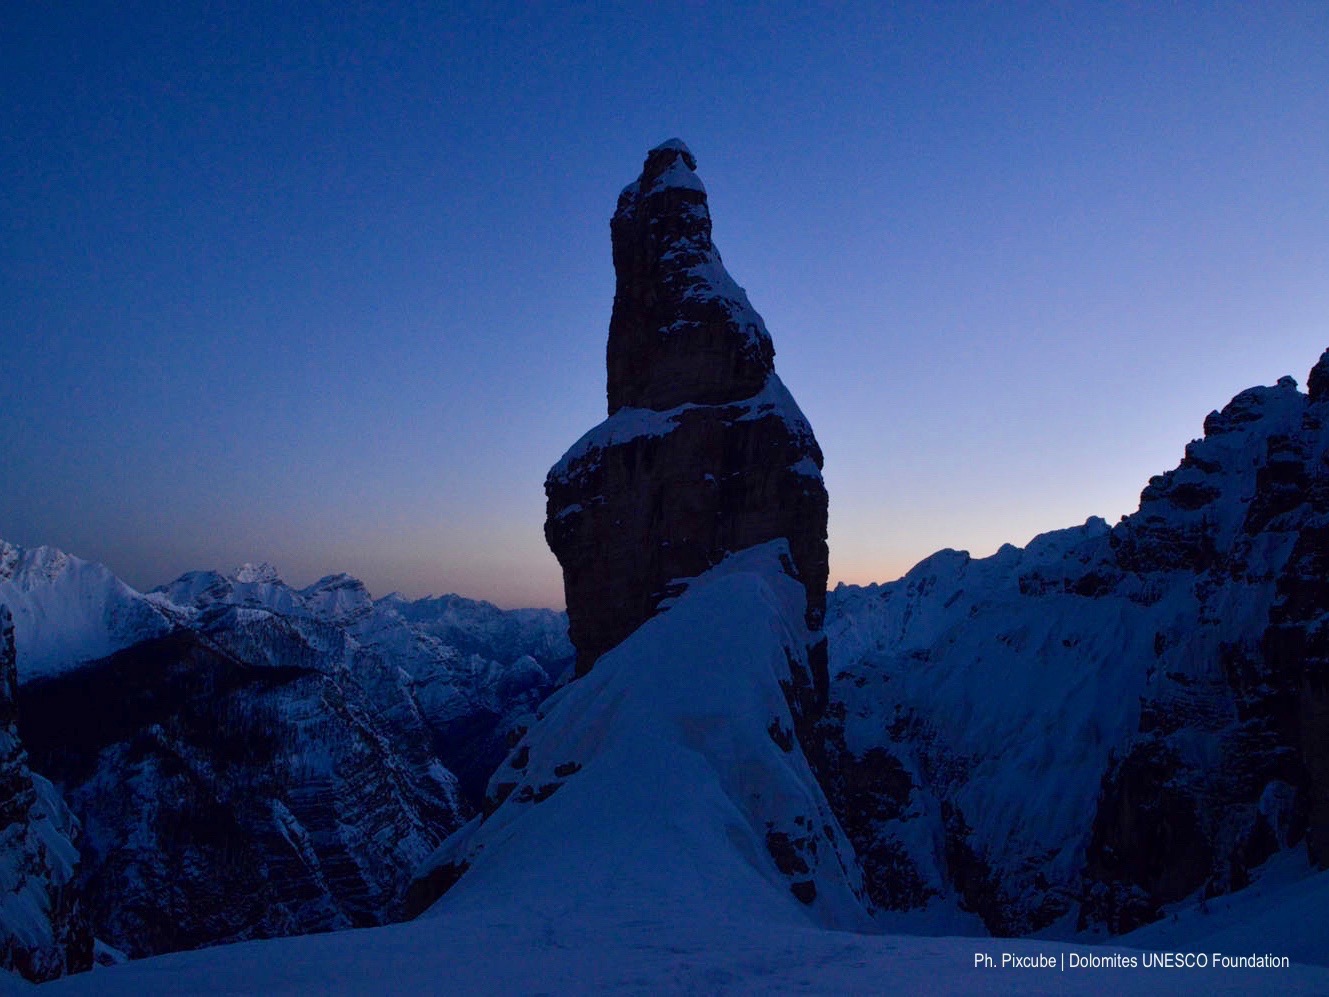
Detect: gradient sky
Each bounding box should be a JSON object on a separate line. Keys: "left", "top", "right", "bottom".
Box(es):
{"left": 3, "top": 2, "right": 1327, "bottom": 608}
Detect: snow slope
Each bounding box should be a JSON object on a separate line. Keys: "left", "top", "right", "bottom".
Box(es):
{"left": 0, "top": 542, "right": 173, "bottom": 683}
{"left": 1118, "top": 850, "right": 1329, "bottom": 969}
{"left": 42, "top": 914, "right": 1329, "bottom": 995}
{"left": 409, "top": 540, "right": 867, "bottom": 931}
{"left": 824, "top": 524, "right": 1163, "bottom": 926}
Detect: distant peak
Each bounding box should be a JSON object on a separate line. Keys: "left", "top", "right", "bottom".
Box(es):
{"left": 0, "top": 540, "right": 20, "bottom": 581}
{"left": 232, "top": 562, "right": 281, "bottom": 585}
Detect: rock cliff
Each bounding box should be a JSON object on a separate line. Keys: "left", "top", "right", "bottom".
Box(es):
{"left": 406, "top": 142, "right": 851, "bottom": 922}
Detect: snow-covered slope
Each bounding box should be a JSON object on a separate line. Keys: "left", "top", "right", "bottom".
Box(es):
{"left": 43, "top": 908, "right": 1329, "bottom": 995}
{"left": 0, "top": 542, "right": 173, "bottom": 683}
{"left": 1117, "top": 850, "right": 1329, "bottom": 969}
{"left": 822, "top": 520, "right": 1158, "bottom": 929}
{"left": 408, "top": 542, "right": 867, "bottom": 929}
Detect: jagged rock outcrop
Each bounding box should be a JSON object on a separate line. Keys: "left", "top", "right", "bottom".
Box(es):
{"left": 21, "top": 623, "right": 466, "bottom": 959}
{"left": 0, "top": 605, "right": 92, "bottom": 981}
{"left": 1079, "top": 362, "right": 1329, "bottom": 933}
{"left": 824, "top": 348, "right": 1329, "bottom": 937}
{"left": 545, "top": 140, "right": 829, "bottom": 682}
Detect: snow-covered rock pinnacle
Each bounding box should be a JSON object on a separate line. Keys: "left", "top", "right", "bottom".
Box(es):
{"left": 607, "top": 139, "right": 772, "bottom": 413}
{"left": 546, "top": 141, "right": 830, "bottom": 678}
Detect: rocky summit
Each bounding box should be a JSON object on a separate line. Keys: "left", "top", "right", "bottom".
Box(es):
{"left": 545, "top": 140, "right": 830, "bottom": 684}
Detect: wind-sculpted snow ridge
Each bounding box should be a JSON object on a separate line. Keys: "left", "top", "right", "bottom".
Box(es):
{"left": 822, "top": 348, "right": 1329, "bottom": 943}
{"left": 406, "top": 543, "right": 870, "bottom": 929}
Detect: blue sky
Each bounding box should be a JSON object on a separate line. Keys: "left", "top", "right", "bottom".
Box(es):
{"left": 3, "top": 2, "right": 1327, "bottom": 607}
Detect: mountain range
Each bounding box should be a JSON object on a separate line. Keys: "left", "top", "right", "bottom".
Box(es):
{"left": 1, "top": 546, "right": 569, "bottom": 971}
{"left": 5, "top": 140, "right": 1328, "bottom": 990}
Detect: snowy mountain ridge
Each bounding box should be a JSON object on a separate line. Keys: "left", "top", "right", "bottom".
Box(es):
{"left": 0, "top": 542, "right": 571, "bottom": 965}
{"left": 8, "top": 352, "right": 1329, "bottom": 983}
{"left": 0, "top": 542, "right": 175, "bottom": 684}
{"left": 36, "top": 534, "right": 1329, "bottom": 994}
{"left": 0, "top": 542, "right": 571, "bottom": 687}
{"left": 819, "top": 351, "right": 1329, "bottom": 937}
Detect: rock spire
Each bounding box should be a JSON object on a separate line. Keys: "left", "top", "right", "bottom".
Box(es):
{"left": 545, "top": 140, "right": 829, "bottom": 678}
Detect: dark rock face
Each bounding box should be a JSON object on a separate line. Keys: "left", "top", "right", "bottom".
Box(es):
{"left": 1307, "top": 347, "right": 1329, "bottom": 404}
{"left": 1079, "top": 369, "right": 1329, "bottom": 932}
{"left": 546, "top": 140, "right": 829, "bottom": 676}
{"left": 0, "top": 606, "right": 92, "bottom": 981}
{"left": 812, "top": 715, "right": 936, "bottom": 913}
{"left": 605, "top": 141, "right": 774, "bottom": 414}
{"left": 20, "top": 618, "right": 468, "bottom": 959}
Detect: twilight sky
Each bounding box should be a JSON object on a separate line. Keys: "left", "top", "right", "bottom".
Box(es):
{"left": 3, "top": 2, "right": 1327, "bottom": 608}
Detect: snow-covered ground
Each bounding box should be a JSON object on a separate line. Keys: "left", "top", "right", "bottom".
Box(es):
{"left": 38, "top": 896, "right": 1329, "bottom": 994}
{"left": 1118, "top": 850, "right": 1329, "bottom": 969}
